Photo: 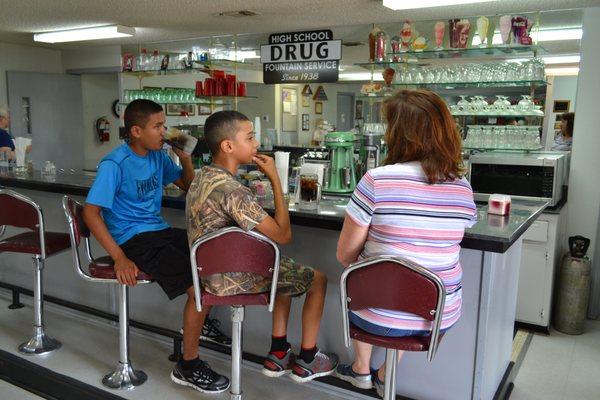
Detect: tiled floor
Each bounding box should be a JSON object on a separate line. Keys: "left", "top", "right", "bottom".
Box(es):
{"left": 511, "top": 321, "right": 600, "bottom": 400}
{"left": 0, "top": 292, "right": 368, "bottom": 400}
{"left": 2, "top": 288, "right": 600, "bottom": 400}
{"left": 0, "top": 380, "right": 44, "bottom": 400}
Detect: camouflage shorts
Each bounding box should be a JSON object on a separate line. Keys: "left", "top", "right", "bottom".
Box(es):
{"left": 202, "top": 256, "right": 314, "bottom": 297}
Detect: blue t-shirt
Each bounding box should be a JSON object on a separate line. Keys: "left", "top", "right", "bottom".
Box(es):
{"left": 0, "top": 128, "right": 15, "bottom": 150}
{"left": 86, "top": 143, "right": 183, "bottom": 245}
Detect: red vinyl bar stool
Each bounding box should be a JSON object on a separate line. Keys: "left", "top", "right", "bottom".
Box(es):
{"left": 190, "top": 227, "right": 280, "bottom": 400}
{"left": 0, "top": 189, "right": 69, "bottom": 355}
{"left": 340, "top": 256, "right": 446, "bottom": 400}
{"left": 62, "top": 196, "right": 153, "bottom": 390}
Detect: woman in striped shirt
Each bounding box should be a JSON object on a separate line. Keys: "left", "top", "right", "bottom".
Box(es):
{"left": 335, "top": 90, "right": 477, "bottom": 395}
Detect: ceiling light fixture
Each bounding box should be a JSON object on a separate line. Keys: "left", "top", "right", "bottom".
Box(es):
{"left": 34, "top": 25, "right": 135, "bottom": 43}
{"left": 382, "top": 0, "right": 496, "bottom": 10}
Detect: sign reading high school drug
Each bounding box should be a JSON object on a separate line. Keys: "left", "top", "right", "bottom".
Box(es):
{"left": 261, "top": 30, "right": 341, "bottom": 84}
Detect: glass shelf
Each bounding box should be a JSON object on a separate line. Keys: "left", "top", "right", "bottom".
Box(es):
{"left": 392, "top": 45, "right": 547, "bottom": 60}
{"left": 121, "top": 59, "right": 256, "bottom": 76}
{"left": 463, "top": 145, "right": 543, "bottom": 151}
{"left": 355, "top": 45, "right": 547, "bottom": 70}
{"left": 453, "top": 112, "right": 545, "bottom": 118}
{"left": 392, "top": 80, "right": 548, "bottom": 89}
{"left": 120, "top": 96, "right": 257, "bottom": 106}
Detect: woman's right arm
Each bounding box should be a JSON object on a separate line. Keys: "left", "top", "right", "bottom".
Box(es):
{"left": 336, "top": 214, "right": 369, "bottom": 268}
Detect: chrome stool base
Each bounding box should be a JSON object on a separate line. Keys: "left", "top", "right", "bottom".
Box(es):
{"left": 18, "top": 327, "right": 62, "bottom": 355}
{"left": 102, "top": 362, "right": 147, "bottom": 390}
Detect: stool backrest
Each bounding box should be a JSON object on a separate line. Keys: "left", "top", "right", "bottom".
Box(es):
{"left": 0, "top": 189, "right": 45, "bottom": 258}
{"left": 190, "top": 227, "right": 280, "bottom": 312}
{"left": 62, "top": 196, "right": 107, "bottom": 283}
{"left": 340, "top": 256, "right": 446, "bottom": 361}
{"left": 62, "top": 196, "right": 90, "bottom": 247}
{"left": 0, "top": 189, "right": 42, "bottom": 232}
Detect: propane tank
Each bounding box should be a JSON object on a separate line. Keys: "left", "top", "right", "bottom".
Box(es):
{"left": 553, "top": 236, "right": 592, "bottom": 335}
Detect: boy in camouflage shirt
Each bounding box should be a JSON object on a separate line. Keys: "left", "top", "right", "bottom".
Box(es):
{"left": 186, "top": 111, "right": 337, "bottom": 382}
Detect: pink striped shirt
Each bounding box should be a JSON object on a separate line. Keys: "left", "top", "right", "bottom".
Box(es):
{"left": 346, "top": 162, "right": 477, "bottom": 331}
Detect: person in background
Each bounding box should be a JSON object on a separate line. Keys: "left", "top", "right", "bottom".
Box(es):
{"left": 186, "top": 110, "right": 338, "bottom": 384}
{"left": 83, "top": 99, "right": 230, "bottom": 394}
{"left": 0, "top": 105, "right": 15, "bottom": 161}
{"left": 552, "top": 112, "right": 574, "bottom": 151}
{"left": 335, "top": 90, "right": 477, "bottom": 397}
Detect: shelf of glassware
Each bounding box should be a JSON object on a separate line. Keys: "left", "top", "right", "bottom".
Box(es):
{"left": 463, "top": 145, "right": 543, "bottom": 151}
{"left": 354, "top": 45, "right": 547, "bottom": 70}
{"left": 355, "top": 81, "right": 548, "bottom": 96}
{"left": 394, "top": 80, "right": 548, "bottom": 89}
{"left": 119, "top": 96, "right": 257, "bottom": 106}
{"left": 121, "top": 59, "right": 256, "bottom": 77}
{"left": 452, "top": 112, "right": 544, "bottom": 117}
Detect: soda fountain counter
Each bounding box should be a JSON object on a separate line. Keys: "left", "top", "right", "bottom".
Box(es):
{"left": 0, "top": 170, "right": 548, "bottom": 400}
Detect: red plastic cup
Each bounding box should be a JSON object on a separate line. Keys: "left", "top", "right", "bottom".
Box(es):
{"left": 237, "top": 82, "right": 247, "bottom": 97}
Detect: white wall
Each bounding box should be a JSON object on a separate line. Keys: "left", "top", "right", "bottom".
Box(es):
{"left": 81, "top": 73, "right": 121, "bottom": 170}
{"left": 237, "top": 82, "right": 276, "bottom": 131}
{"left": 277, "top": 82, "right": 363, "bottom": 145}
{"left": 543, "top": 75, "right": 578, "bottom": 149}
{"left": 62, "top": 45, "right": 121, "bottom": 72}
{"left": 0, "top": 42, "right": 63, "bottom": 106}
{"left": 568, "top": 7, "right": 600, "bottom": 315}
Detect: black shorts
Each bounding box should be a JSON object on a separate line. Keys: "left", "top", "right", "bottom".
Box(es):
{"left": 120, "top": 228, "right": 192, "bottom": 300}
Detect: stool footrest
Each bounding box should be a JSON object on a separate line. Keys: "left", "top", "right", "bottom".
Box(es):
{"left": 18, "top": 326, "right": 61, "bottom": 355}
{"left": 102, "top": 362, "right": 147, "bottom": 390}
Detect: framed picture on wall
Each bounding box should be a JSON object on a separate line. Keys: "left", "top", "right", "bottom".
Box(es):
{"left": 315, "top": 101, "right": 323, "bottom": 115}
{"left": 302, "top": 96, "right": 310, "bottom": 107}
{"left": 355, "top": 100, "right": 363, "bottom": 120}
{"left": 166, "top": 104, "right": 196, "bottom": 116}
{"left": 553, "top": 100, "right": 570, "bottom": 113}
{"left": 302, "top": 114, "right": 310, "bottom": 131}
{"left": 198, "top": 105, "right": 212, "bottom": 115}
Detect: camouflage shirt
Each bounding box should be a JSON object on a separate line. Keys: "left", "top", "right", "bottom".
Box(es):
{"left": 186, "top": 164, "right": 270, "bottom": 295}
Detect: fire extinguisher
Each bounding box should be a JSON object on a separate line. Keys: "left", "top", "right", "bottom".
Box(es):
{"left": 95, "top": 116, "right": 111, "bottom": 143}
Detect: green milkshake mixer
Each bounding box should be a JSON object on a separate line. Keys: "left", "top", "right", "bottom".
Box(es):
{"left": 323, "top": 131, "right": 357, "bottom": 194}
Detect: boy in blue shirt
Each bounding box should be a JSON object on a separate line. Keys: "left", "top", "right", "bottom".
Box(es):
{"left": 83, "top": 99, "right": 229, "bottom": 394}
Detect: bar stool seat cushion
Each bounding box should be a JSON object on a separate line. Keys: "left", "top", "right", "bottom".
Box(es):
{"left": 201, "top": 290, "right": 269, "bottom": 306}
{"left": 88, "top": 255, "right": 153, "bottom": 281}
{"left": 0, "top": 231, "right": 70, "bottom": 256}
{"left": 349, "top": 323, "right": 444, "bottom": 352}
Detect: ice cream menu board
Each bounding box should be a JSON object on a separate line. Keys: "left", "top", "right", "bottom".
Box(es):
{"left": 261, "top": 30, "right": 341, "bottom": 84}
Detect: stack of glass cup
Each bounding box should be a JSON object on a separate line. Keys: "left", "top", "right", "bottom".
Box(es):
{"left": 395, "top": 58, "right": 545, "bottom": 85}
{"left": 449, "top": 95, "right": 544, "bottom": 116}
{"left": 463, "top": 125, "right": 541, "bottom": 149}
{"left": 123, "top": 88, "right": 206, "bottom": 103}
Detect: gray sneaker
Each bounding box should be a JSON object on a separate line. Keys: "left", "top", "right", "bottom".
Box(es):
{"left": 290, "top": 350, "right": 338, "bottom": 383}
{"left": 335, "top": 363, "right": 372, "bottom": 389}
{"left": 262, "top": 348, "right": 296, "bottom": 378}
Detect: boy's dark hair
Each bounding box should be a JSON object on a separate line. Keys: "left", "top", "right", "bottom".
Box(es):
{"left": 204, "top": 110, "right": 250, "bottom": 155}
{"left": 124, "top": 99, "right": 163, "bottom": 136}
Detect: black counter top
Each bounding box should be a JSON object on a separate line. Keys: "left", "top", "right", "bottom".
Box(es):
{"left": 0, "top": 170, "right": 547, "bottom": 253}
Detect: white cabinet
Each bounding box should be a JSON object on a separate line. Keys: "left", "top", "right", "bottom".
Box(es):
{"left": 516, "top": 204, "right": 568, "bottom": 329}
